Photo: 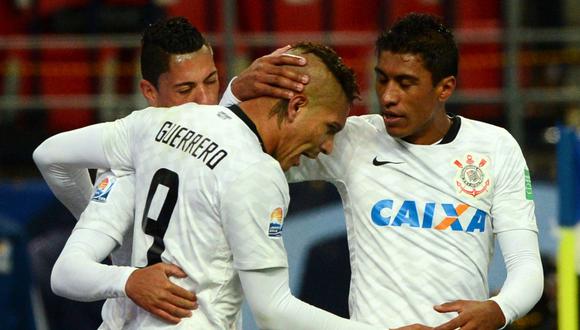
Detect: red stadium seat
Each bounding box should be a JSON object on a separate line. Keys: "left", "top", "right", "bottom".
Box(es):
{"left": 39, "top": 48, "right": 95, "bottom": 132}
{"left": 455, "top": 0, "right": 503, "bottom": 122}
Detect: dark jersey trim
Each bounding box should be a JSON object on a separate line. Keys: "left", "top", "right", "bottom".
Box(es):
{"left": 227, "top": 104, "right": 265, "bottom": 151}
{"left": 439, "top": 114, "right": 461, "bottom": 145}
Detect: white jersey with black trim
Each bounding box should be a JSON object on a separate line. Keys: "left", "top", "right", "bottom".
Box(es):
{"left": 75, "top": 171, "right": 136, "bottom": 329}
{"left": 99, "top": 103, "right": 289, "bottom": 329}
{"left": 287, "top": 114, "right": 538, "bottom": 328}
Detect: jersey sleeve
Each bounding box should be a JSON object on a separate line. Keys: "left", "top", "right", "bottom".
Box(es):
{"left": 33, "top": 123, "right": 113, "bottom": 219}
{"left": 490, "top": 130, "right": 538, "bottom": 233}
{"left": 490, "top": 230, "right": 543, "bottom": 327}
{"left": 75, "top": 171, "right": 135, "bottom": 246}
{"left": 220, "top": 159, "right": 289, "bottom": 271}
{"left": 101, "top": 110, "right": 144, "bottom": 173}
{"left": 240, "top": 268, "right": 384, "bottom": 330}
{"left": 51, "top": 228, "right": 136, "bottom": 302}
{"left": 218, "top": 77, "right": 241, "bottom": 107}
{"left": 286, "top": 117, "right": 360, "bottom": 183}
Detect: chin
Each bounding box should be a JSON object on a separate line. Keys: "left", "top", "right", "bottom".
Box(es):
{"left": 385, "top": 126, "right": 405, "bottom": 138}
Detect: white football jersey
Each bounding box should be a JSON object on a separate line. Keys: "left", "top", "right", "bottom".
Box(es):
{"left": 288, "top": 114, "right": 537, "bottom": 327}
{"left": 98, "top": 103, "right": 290, "bottom": 329}
{"left": 75, "top": 171, "right": 136, "bottom": 329}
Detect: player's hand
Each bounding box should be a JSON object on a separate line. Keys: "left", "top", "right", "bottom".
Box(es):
{"left": 232, "top": 45, "right": 309, "bottom": 101}
{"left": 390, "top": 324, "right": 434, "bottom": 329}
{"left": 125, "top": 263, "right": 197, "bottom": 324}
{"left": 433, "top": 300, "right": 506, "bottom": 330}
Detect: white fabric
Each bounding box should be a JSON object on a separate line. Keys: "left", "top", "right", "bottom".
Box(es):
{"left": 53, "top": 227, "right": 382, "bottom": 330}
{"left": 51, "top": 228, "right": 136, "bottom": 302}
{"left": 57, "top": 102, "right": 377, "bottom": 329}
{"left": 32, "top": 123, "right": 111, "bottom": 219}
{"left": 239, "top": 268, "right": 381, "bottom": 330}
{"left": 218, "top": 77, "right": 241, "bottom": 108}
{"left": 490, "top": 230, "right": 543, "bottom": 327}
{"left": 79, "top": 171, "right": 136, "bottom": 329}
{"left": 287, "top": 114, "right": 541, "bottom": 327}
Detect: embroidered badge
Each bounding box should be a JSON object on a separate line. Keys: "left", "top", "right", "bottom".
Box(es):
{"left": 91, "top": 176, "right": 117, "bottom": 203}
{"left": 453, "top": 154, "right": 491, "bottom": 198}
{"left": 524, "top": 169, "right": 534, "bottom": 200}
{"left": 268, "top": 207, "right": 284, "bottom": 238}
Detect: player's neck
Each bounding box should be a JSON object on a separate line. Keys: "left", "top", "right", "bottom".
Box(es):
{"left": 404, "top": 110, "right": 452, "bottom": 145}
{"left": 238, "top": 98, "right": 282, "bottom": 155}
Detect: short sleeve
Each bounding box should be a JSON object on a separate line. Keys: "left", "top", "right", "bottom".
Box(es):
{"left": 75, "top": 171, "right": 135, "bottom": 246}
{"left": 491, "top": 131, "right": 538, "bottom": 233}
{"left": 221, "top": 160, "right": 289, "bottom": 271}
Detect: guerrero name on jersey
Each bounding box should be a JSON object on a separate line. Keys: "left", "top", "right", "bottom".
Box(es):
{"left": 99, "top": 103, "right": 290, "bottom": 329}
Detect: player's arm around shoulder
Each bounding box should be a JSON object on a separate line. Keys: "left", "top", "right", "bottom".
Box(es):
{"left": 220, "top": 45, "right": 308, "bottom": 107}
{"left": 32, "top": 122, "right": 114, "bottom": 219}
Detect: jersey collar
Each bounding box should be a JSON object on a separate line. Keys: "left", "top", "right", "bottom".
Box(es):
{"left": 227, "top": 104, "right": 266, "bottom": 152}
{"left": 438, "top": 114, "right": 461, "bottom": 144}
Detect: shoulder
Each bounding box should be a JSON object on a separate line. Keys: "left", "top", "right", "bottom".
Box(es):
{"left": 459, "top": 116, "right": 517, "bottom": 144}
{"left": 346, "top": 114, "right": 385, "bottom": 131}
{"left": 458, "top": 117, "right": 524, "bottom": 165}
{"left": 339, "top": 114, "right": 386, "bottom": 143}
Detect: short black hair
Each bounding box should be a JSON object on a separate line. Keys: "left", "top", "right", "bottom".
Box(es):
{"left": 376, "top": 13, "right": 458, "bottom": 85}
{"left": 141, "top": 17, "right": 209, "bottom": 87}
{"left": 292, "top": 42, "right": 360, "bottom": 104}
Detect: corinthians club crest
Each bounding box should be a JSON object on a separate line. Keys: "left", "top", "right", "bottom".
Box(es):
{"left": 453, "top": 154, "right": 491, "bottom": 198}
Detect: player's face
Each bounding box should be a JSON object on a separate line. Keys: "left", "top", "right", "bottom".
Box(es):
{"left": 278, "top": 101, "right": 349, "bottom": 171}
{"left": 147, "top": 45, "right": 219, "bottom": 107}
{"left": 375, "top": 51, "right": 452, "bottom": 144}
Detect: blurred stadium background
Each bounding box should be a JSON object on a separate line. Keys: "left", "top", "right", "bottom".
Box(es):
{"left": 0, "top": 0, "right": 578, "bottom": 329}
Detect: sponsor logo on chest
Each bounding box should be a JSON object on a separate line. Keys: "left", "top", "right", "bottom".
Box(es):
{"left": 370, "top": 200, "right": 487, "bottom": 233}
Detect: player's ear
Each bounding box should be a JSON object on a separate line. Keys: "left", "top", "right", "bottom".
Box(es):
{"left": 437, "top": 76, "right": 456, "bottom": 102}
{"left": 287, "top": 95, "right": 307, "bottom": 123}
{"left": 140, "top": 79, "right": 159, "bottom": 106}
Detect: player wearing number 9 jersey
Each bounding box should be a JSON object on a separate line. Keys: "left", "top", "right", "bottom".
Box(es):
{"left": 38, "top": 43, "right": 394, "bottom": 329}
{"left": 35, "top": 17, "right": 312, "bottom": 328}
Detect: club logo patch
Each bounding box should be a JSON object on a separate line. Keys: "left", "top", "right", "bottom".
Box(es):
{"left": 268, "top": 207, "right": 284, "bottom": 238}
{"left": 453, "top": 154, "right": 491, "bottom": 198}
{"left": 91, "top": 176, "right": 117, "bottom": 203}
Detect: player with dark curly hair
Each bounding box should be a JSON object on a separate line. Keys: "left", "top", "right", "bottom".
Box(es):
{"left": 277, "top": 13, "right": 542, "bottom": 330}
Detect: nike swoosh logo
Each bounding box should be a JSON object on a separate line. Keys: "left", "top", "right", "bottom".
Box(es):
{"left": 372, "top": 157, "right": 403, "bottom": 166}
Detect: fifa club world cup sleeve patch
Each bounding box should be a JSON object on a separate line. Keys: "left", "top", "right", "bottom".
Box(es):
{"left": 268, "top": 207, "right": 284, "bottom": 238}
{"left": 453, "top": 153, "right": 492, "bottom": 199}
{"left": 91, "top": 176, "right": 118, "bottom": 203}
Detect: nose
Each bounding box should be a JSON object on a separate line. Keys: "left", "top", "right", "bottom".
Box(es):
{"left": 381, "top": 82, "right": 399, "bottom": 108}
{"left": 191, "top": 87, "right": 213, "bottom": 105}
{"left": 320, "top": 136, "right": 335, "bottom": 155}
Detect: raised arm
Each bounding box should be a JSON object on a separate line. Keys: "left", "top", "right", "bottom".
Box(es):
{"left": 220, "top": 45, "right": 309, "bottom": 107}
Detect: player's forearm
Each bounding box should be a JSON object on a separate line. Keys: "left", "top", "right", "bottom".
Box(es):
{"left": 33, "top": 124, "right": 112, "bottom": 218}
{"left": 51, "top": 228, "right": 136, "bottom": 302}
{"left": 239, "top": 268, "right": 383, "bottom": 330}
{"left": 490, "top": 230, "right": 543, "bottom": 327}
